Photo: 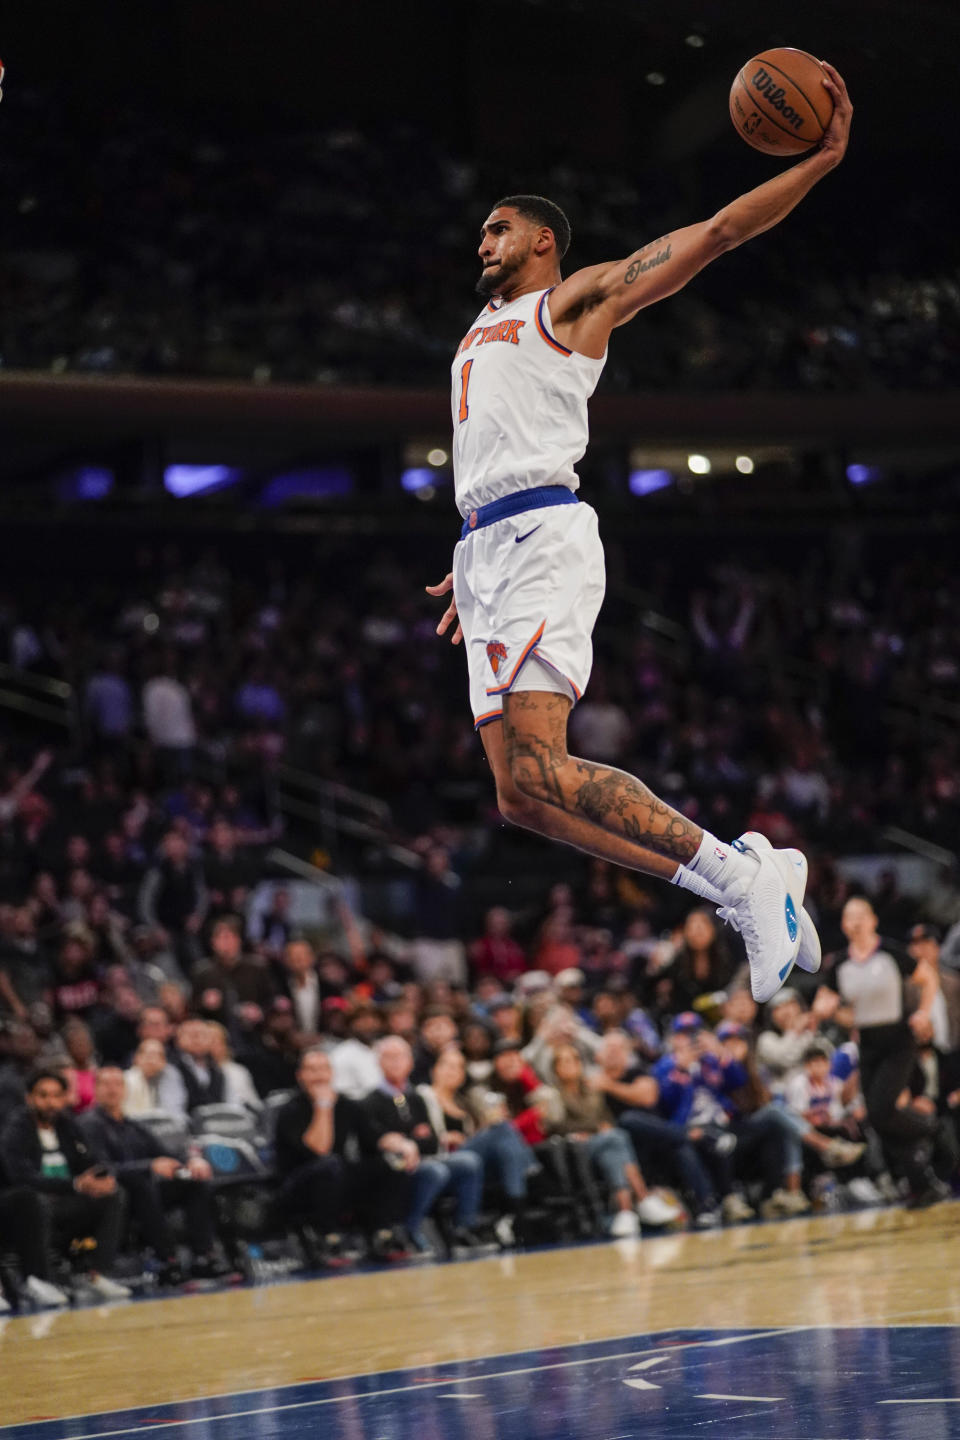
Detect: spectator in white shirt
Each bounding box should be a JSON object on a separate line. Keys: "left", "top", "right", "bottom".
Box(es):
{"left": 124, "top": 1038, "right": 188, "bottom": 1117}
{"left": 142, "top": 663, "right": 196, "bottom": 778}
{"left": 330, "top": 1002, "right": 384, "bottom": 1100}
{"left": 281, "top": 939, "right": 321, "bottom": 1038}
{"left": 206, "top": 1022, "right": 262, "bottom": 1110}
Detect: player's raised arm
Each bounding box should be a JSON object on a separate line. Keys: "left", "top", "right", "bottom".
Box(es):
{"left": 551, "top": 61, "right": 851, "bottom": 350}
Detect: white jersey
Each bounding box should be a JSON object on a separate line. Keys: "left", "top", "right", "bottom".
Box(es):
{"left": 450, "top": 286, "right": 606, "bottom": 517}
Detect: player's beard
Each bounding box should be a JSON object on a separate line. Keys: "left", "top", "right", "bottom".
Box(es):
{"left": 475, "top": 249, "right": 526, "bottom": 297}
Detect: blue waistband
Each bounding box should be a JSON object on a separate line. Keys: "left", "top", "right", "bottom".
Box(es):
{"left": 460, "top": 485, "right": 578, "bottom": 539}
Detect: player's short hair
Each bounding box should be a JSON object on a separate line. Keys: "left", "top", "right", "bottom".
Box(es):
{"left": 494, "top": 194, "right": 571, "bottom": 258}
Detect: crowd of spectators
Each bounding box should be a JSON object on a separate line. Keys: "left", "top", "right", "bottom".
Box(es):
{"left": 1, "top": 531, "right": 959, "bottom": 1306}
{"left": 4, "top": 528, "right": 960, "bottom": 867}
{"left": 4, "top": 876, "right": 960, "bottom": 1309}
{"left": 1, "top": 89, "right": 957, "bottom": 391}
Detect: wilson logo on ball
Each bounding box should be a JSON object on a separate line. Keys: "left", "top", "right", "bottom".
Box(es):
{"left": 750, "top": 68, "right": 805, "bottom": 129}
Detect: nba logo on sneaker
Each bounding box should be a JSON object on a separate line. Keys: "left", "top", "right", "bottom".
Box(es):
{"left": 486, "top": 641, "right": 508, "bottom": 675}
{"left": 784, "top": 894, "right": 799, "bottom": 943}
{"left": 714, "top": 846, "right": 727, "bottom": 862}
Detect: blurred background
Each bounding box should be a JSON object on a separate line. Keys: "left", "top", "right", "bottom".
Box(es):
{"left": 0, "top": 0, "right": 959, "bottom": 963}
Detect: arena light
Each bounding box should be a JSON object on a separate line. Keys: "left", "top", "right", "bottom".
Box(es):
{"left": 164, "top": 464, "right": 240, "bottom": 498}
{"left": 628, "top": 468, "right": 673, "bottom": 496}
{"left": 645, "top": 71, "right": 666, "bottom": 86}
{"left": 427, "top": 448, "right": 448, "bottom": 467}
{"left": 685, "top": 33, "right": 705, "bottom": 48}
{"left": 56, "top": 465, "right": 114, "bottom": 501}
{"left": 260, "top": 467, "right": 353, "bottom": 505}
{"left": 687, "top": 454, "right": 711, "bottom": 475}
{"left": 735, "top": 455, "right": 755, "bottom": 474}
{"left": 846, "top": 463, "right": 882, "bottom": 486}
{"left": 401, "top": 467, "right": 436, "bottom": 492}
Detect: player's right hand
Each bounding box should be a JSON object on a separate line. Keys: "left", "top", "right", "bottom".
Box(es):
{"left": 425, "top": 573, "right": 463, "bottom": 645}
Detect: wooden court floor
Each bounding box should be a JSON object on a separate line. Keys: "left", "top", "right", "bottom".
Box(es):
{"left": 4, "top": 1203, "right": 960, "bottom": 1430}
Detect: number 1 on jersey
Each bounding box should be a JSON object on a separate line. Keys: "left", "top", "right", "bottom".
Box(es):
{"left": 458, "top": 359, "right": 474, "bottom": 423}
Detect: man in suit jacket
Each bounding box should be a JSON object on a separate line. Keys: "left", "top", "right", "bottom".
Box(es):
{"left": 81, "top": 1067, "right": 222, "bottom": 1283}
{"left": 360, "top": 1037, "right": 484, "bottom": 1257}
{"left": 170, "top": 1019, "right": 225, "bottom": 1110}
{"left": 0, "top": 1069, "right": 130, "bottom": 1300}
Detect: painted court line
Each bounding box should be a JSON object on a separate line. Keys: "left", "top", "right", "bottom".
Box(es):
{"left": 14, "top": 1328, "right": 807, "bottom": 1440}
{"left": 696, "top": 1393, "right": 783, "bottom": 1402}
{"left": 879, "top": 1398, "right": 960, "bottom": 1404}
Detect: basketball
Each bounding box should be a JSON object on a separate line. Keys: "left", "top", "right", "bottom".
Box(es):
{"left": 730, "top": 47, "right": 834, "bottom": 155}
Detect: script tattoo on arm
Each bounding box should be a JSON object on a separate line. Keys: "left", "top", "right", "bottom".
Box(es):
{"left": 624, "top": 235, "right": 673, "bottom": 285}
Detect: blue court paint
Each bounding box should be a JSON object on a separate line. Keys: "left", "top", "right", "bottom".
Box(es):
{"left": 7, "top": 1326, "right": 960, "bottom": 1440}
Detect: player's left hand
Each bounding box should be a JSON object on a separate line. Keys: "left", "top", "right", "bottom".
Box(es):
{"left": 817, "top": 61, "right": 853, "bottom": 168}
{"left": 425, "top": 573, "right": 463, "bottom": 645}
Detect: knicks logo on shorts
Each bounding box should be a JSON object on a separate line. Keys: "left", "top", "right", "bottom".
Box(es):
{"left": 486, "top": 641, "right": 508, "bottom": 676}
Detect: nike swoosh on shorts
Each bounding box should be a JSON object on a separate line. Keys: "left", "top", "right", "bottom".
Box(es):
{"left": 515, "top": 526, "right": 541, "bottom": 544}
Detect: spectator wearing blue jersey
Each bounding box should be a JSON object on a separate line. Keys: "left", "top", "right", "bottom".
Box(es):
{"left": 650, "top": 1015, "right": 747, "bottom": 1226}
{"left": 593, "top": 1029, "right": 718, "bottom": 1227}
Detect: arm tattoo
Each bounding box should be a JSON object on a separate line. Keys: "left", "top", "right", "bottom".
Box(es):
{"left": 624, "top": 235, "right": 673, "bottom": 285}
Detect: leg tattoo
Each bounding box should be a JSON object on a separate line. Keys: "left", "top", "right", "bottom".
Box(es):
{"left": 502, "top": 692, "right": 702, "bottom": 865}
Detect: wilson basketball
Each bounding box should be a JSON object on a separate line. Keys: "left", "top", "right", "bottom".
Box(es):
{"left": 730, "top": 48, "right": 833, "bottom": 155}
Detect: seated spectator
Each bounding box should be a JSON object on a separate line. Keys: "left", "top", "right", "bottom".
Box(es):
{"left": 361, "top": 1036, "right": 485, "bottom": 1257}
{"left": 461, "top": 1019, "right": 494, "bottom": 1085}
{"left": 660, "top": 908, "right": 738, "bottom": 1014}
{"left": 124, "top": 1037, "right": 188, "bottom": 1117}
{"left": 192, "top": 916, "right": 274, "bottom": 1029}
{"left": 0, "top": 1019, "right": 42, "bottom": 1111}
{"left": 469, "top": 907, "right": 526, "bottom": 988}
{"left": 49, "top": 927, "right": 100, "bottom": 1026}
{"left": 650, "top": 1018, "right": 746, "bottom": 1227}
{"left": 410, "top": 1007, "right": 459, "bottom": 1086}
{"left": 273, "top": 1047, "right": 404, "bottom": 1263}
{"left": 0, "top": 1069, "right": 130, "bottom": 1300}
{"left": 206, "top": 1022, "right": 262, "bottom": 1110}
{"left": 706, "top": 1022, "right": 812, "bottom": 1218}
{"left": 81, "top": 1067, "right": 223, "bottom": 1284}
{"left": 419, "top": 1046, "right": 537, "bottom": 1238}
{"left": 61, "top": 1017, "right": 98, "bottom": 1114}
{"left": 278, "top": 939, "right": 321, "bottom": 1040}
{"left": 204, "top": 820, "right": 256, "bottom": 916}
{"left": 0, "top": 1152, "right": 70, "bottom": 1309}
{"left": 486, "top": 1039, "right": 556, "bottom": 1146}
{"left": 171, "top": 1019, "right": 225, "bottom": 1110}
{"left": 592, "top": 1029, "right": 715, "bottom": 1223}
{"left": 331, "top": 1001, "right": 384, "bottom": 1101}
{"left": 548, "top": 1044, "right": 680, "bottom": 1235}
{"left": 488, "top": 996, "right": 524, "bottom": 1046}
{"left": 238, "top": 999, "right": 302, "bottom": 1097}
{"left": 523, "top": 1002, "right": 601, "bottom": 1083}
{"left": 138, "top": 829, "right": 208, "bottom": 963}
{"left": 756, "top": 987, "right": 823, "bottom": 1096}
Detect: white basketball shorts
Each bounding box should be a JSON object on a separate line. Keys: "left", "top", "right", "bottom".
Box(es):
{"left": 452, "top": 498, "right": 606, "bottom": 728}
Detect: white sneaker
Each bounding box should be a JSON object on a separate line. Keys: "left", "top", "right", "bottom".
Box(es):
{"left": 720, "top": 833, "right": 821, "bottom": 975}
{"left": 721, "top": 1192, "right": 756, "bottom": 1224}
{"left": 694, "top": 1208, "right": 722, "bottom": 1229}
{"left": 846, "top": 1177, "right": 883, "bottom": 1207}
{"left": 86, "top": 1274, "right": 131, "bottom": 1302}
{"left": 0, "top": 1294, "right": 10, "bottom": 1314}
{"left": 23, "top": 1275, "right": 69, "bottom": 1309}
{"left": 636, "top": 1193, "right": 683, "bottom": 1227}
{"left": 717, "top": 833, "right": 806, "bottom": 1003}
{"left": 610, "top": 1209, "right": 640, "bottom": 1238}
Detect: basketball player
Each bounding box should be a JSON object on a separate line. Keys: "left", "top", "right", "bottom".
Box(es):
{"left": 427, "top": 63, "right": 852, "bottom": 1004}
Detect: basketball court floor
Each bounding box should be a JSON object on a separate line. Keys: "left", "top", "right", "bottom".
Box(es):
{"left": 5, "top": 1204, "right": 960, "bottom": 1439}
